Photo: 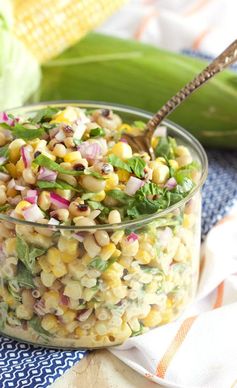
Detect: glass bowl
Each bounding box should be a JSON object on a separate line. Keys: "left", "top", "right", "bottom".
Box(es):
{"left": 0, "top": 101, "right": 208, "bottom": 348}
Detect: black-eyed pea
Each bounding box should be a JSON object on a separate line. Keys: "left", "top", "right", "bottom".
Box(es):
{"left": 53, "top": 143, "right": 67, "bottom": 158}
{"left": 51, "top": 209, "right": 69, "bottom": 222}
{"left": 108, "top": 210, "right": 121, "bottom": 224}
{"left": 80, "top": 175, "right": 106, "bottom": 192}
{"left": 38, "top": 191, "right": 51, "bottom": 211}
{"left": 57, "top": 173, "right": 77, "bottom": 187}
{"left": 83, "top": 235, "right": 101, "bottom": 258}
{"left": 63, "top": 137, "right": 75, "bottom": 148}
{"left": 69, "top": 201, "right": 91, "bottom": 217}
{"left": 0, "top": 187, "right": 6, "bottom": 205}
{"left": 0, "top": 132, "right": 6, "bottom": 146}
{"left": 34, "top": 219, "right": 53, "bottom": 237}
{"left": 73, "top": 216, "right": 96, "bottom": 229}
{"left": 94, "top": 230, "right": 110, "bottom": 246}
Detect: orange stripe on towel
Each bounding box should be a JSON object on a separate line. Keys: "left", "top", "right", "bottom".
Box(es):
{"left": 156, "top": 316, "right": 197, "bottom": 378}
{"left": 184, "top": 0, "right": 213, "bottom": 16}
{"left": 213, "top": 281, "right": 224, "bottom": 309}
{"left": 192, "top": 28, "right": 211, "bottom": 50}
{"left": 134, "top": 11, "right": 159, "bottom": 41}
{"left": 156, "top": 281, "right": 225, "bottom": 378}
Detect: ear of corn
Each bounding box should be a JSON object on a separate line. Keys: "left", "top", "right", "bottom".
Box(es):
{"left": 39, "top": 33, "right": 237, "bottom": 149}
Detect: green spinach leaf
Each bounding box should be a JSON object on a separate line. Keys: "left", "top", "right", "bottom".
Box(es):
{"left": 16, "top": 236, "right": 46, "bottom": 272}
{"left": 33, "top": 107, "right": 60, "bottom": 123}
{"left": 127, "top": 156, "right": 146, "bottom": 178}
{"left": 29, "top": 316, "right": 52, "bottom": 337}
{"left": 107, "top": 154, "right": 131, "bottom": 172}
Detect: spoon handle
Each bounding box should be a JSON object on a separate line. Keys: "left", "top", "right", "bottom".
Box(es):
{"left": 147, "top": 39, "right": 237, "bottom": 131}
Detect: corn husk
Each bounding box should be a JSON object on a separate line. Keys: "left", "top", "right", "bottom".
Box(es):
{"left": 38, "top": 33, "right": 237, "bottom": 148}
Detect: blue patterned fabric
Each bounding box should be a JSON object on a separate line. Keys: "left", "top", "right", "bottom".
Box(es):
{"left": 0, "top": 336, "right": 86, "bottom": 388}
{"left": 202, "top": 149, "right": 237, "bottom": 237}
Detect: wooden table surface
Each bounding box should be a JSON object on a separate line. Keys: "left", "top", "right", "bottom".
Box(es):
{"left": 52, "top": 350, "right": 161, "bottom": 388}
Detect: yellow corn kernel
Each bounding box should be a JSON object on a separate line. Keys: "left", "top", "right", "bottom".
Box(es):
{"left": 16, "top": 158, "right": 25, "bottom": 175}
{"left": 56, "top": 325, "right": 69, "bottom": 337}
{"left": 90, "top": 191, "right": 106, "bottom": 201}
{"left": 15, "top": 304, "right": 33, "bottom": 320}
{"left": 100, "top": 243, "right": 116, "bottom": 261}
{"left": 151, "top": 137, "right": 158, "bottom": 149}
{"left": 166, "top": 299, "right": 173, "bottom": 308}
{"left": 5, "top": 163, "right": 18, "bottom": 178}
{"left": 4, "top": 237, "right": 17, "bottom": 255}
{"left": 146, "top": 280, "right": 158, "bottom": 293}
{"left": 156, "top": 157, "right": 167, "bottom": 164}
{"left": 111, "top": 142, "right": 133, "bottom": 160}
{"left": 61, "top": 252, "right": 75, "bottom": 264}
{"left": 135, "top": 249, "right": 151, "bottom": 264}
{"left": 113, "top": 249, "right": 121, "bottom": 260}
{"left": 51, "top": 262, "right": 67, "bottom": 278}
{"left": 9, "top": 139, "right": 26, "bottom": 163}
{"left": 50, "top": 109, "right": 74, "bottom": 124}
{"left": 111, "top": 230, "right": 124, "bottom": 244}
{"left": 15, "top": 200, "right": 32, "bottom": 215}
{"left": 152, "top": 164, "right": 170, "bottom": 185}
{"left": 0, "top": 287, "right": 17, "bottom": 308}
{"left": 38, "top": 191, "right": 51, "bottom": 211}
{"left": 38, "top": 256, "right": 51, "bottom": 273}
{"left": 105, "top": 173, "right": 119, "bottom": 191}
{"left": 41, "top": 314, "right": 59, "bottom": 333}
{"left": 81, "top": 253, "right": 92, "bottom": 265}
{"left": 117, "top": 169, "right": 130, "bottom": 182}
{"left": 46, "top": 247, "right": 62, "bottom": 266}
{"left": 119, "top": 123, "right": 132, "bottom": 132}
{"left": 43, "top": 290, "right": 60, "bottom": 309}
{"left": 142, "top": 308, "right": 162, "bottom": 328}
{"left": 64, "top": 151, "right": 82, "bottom": 163}
{"left": 168, "top": 159, "right": 179, "bottom": 170}
{"left": 60, "top": 309, "right": 77, "bottom": 324}
{"left": 162, "top": 309, "right": 173, "bottom": 323}
{"left": 58, "top": 236, "right": 78, "bottom": 256}
{"left": 64, "top": 280, "right": 82, "bottom": 299}
{"left": 41, "top": 271, "right": 56, "bottom": 287}
{"left": 183, "top": 213, "right": 195, "bottom": 229}
{"left": 74, "top": 327, "right": 86, "bottom": 338}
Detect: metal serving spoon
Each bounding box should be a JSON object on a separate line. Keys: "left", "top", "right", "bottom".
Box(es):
{"left": 123, "top": 39, "right": 237, "bottom": 159}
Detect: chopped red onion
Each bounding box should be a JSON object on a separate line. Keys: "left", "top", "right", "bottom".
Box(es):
{"left": 73, "top": 232, "right": 86, "bottom": 242}
{"left": 127, "top": 232, "right": 138, "bottom": 242}
{"left": 78, "top": 141, "right": 102, "bottom": 160}
{"left": 22, "top": 204, "right": 44, "bottom": 222}
{"left": 120, "top": 138, "right": 128, "bottom": 143}
{"left": 153, "top": 126, "right": 167, "bottom": 138}
{"left": 8, "top": 178, "right": 25, "bottom": 191}
{"left": 20, "top": 146, "right": 31, "bottom": 168}
{"left": 50, "top": 192, "right": 70, "bottom": 209}
{"left": 60, "top": 294, "right": 69, "bottom": 306}
{"left": 14, "top": 183, "right": 25, "bottom": 191}
{"left": 7, "top": 179, "right": 15, "bottom": 189}
{"left": 38, "top": 167, "right": 57, "bottom": 182}
{"left": 164, "top": 177, "right": 177, "bottom": 190}
{"left": 25, "top": 190, "right": 38, "bottom": 204}
{"left": 0, "top": 172, "right": 10, "bottom": 182}
{"left": 0, "top": 157, "right": 7, "bottom": 166}
{"left": 125, "top": 176, "right": 144, "bottom": 196}
{"left": 0, "top": 112, "right": 15, "bottom": 126}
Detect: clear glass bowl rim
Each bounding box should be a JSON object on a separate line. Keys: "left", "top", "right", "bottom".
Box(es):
{"left": 0, "top": 100, "right": 208, "bottom": 231}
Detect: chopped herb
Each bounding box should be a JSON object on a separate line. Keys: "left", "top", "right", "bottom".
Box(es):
{"left": 0, "top": 145, "right": 9, "bottom": 159}
{"left": 131, "top": 323, "right": 144, "bottom": 337}
{"left": 32, "top": 107, "right": 60, "bottom": 123}
{"left": 33, "top": 154, "right": 84, "bottom": 176}
{"left": 90, "top": 127, "right": 105, "bottom": 137}
{"left": 37, "top": 180, "right": 82, "bottom": 192}
{"left": 0, "top": 204, "right": 11, "bottom": 212}
{"left": 29, "top": 316, "right": 52, "bottom": 337}
{"left": 175, "top": 161, "right": 200, "bottom": 184}
{"left": 89, "top": 256, "right": 117, "bottom": 272}
{"left": 106, "top": 189, "right": 131, "bottom": 205}
{"left": 16, "top": 263, "right": 35, "bottom": 288}
{"left": 155, "top": 136, "right": 176, "bottom": 159}
{"left": 127, "top": 156, "right": 146, "bottom": 178}
{"left": 87, "top": 200, "right": 105, "bottom": 211}
{"left": 11, "top": 124, "right": 45, "bottom": 140}
{"left": 107, "top": 154, "right": 131, "bottom": 172}
{"left": 133, "top": 121, "right": 146, "bottom": 129}
{"left": 16, "top": 236, "right": 46, "bottom": 272}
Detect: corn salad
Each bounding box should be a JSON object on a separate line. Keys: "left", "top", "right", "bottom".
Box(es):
{"left": 0, "top": 105, "right": 202, "bottom": 347}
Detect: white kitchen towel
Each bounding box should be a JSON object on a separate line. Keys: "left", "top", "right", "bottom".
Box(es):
{"left": 111, "top": 206, "right": 237, "bottom": 388}
{"left": 99, "top": 0, "right": 237, "bottom": 57}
